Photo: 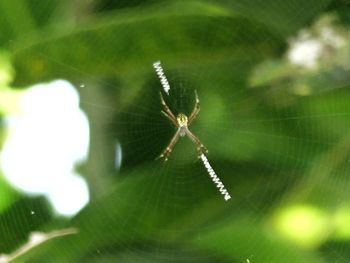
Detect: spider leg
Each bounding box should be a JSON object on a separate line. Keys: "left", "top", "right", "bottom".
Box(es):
{"left": 159, "top": 92, "right": 177, "bottom": 127}
{"left": 188, "top": 90, "right": 200, "bottom": 125}
{"left": 185, "top": 128, "right": 208, "bottom": 157}
{"left": 157, "top": 128, "right": 181, "bottom": 161}
{"left": 161, "top": 110, "right": 178, "bottom": 127}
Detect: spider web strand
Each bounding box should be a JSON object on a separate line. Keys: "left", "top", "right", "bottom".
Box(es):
{"left": 153, "top": 61, "right": 170, "bottom": 95}
{"left": 200, "top": 154, "right": 231, "bottom": 201}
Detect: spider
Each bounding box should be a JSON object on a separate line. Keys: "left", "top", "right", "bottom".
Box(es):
{"left": 157, "top": 90, "right": 208, "bottom": 161}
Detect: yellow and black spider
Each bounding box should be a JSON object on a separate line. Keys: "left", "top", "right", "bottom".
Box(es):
{"left": 157, "top": 90, "right": 208, "bottom": 161}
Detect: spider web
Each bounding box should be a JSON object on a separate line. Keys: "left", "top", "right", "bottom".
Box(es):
{"left": 1, "top": 0, "right": 350, "bottom": 262}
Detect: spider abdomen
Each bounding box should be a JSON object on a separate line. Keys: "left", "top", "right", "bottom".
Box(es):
{"left": 179, "top": 126, "right": 187, "bottom": 137}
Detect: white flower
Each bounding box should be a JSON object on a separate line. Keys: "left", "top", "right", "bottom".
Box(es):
{"left": 0, "top": 80, "right": 90, "bottom": 216}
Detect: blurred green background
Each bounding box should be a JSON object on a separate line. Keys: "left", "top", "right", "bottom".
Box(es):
{"left": 1, "top": 0, "right": 350, "bottom": 262}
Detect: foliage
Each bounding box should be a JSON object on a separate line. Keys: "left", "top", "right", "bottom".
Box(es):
{"left": 1, "top": 0, "right": 350, "bottom": 262}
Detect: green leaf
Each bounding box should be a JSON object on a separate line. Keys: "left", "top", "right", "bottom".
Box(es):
{"left": 10, "top": 0, "right": 280, "bottom": 86}
{"left": 216, "top": 0, "right": 331, "bottom": 36}
{"left": 188, "top": 217, "right": 322, "bottom": 263}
